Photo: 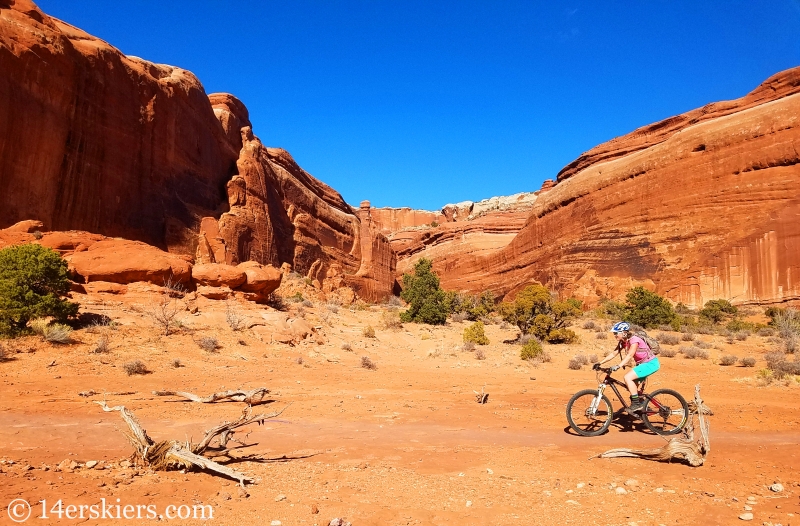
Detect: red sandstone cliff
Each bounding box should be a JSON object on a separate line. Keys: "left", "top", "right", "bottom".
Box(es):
{"left": 438, "top": 67, "right": 800, "bottom": 307}
{"left": 0, "top": 0, "right": 395, "bottom": 300}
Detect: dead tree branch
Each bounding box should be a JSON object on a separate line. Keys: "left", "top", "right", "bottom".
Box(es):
{"left": 152, "top": 388, "right": 271, "bottom": 406}
{"left": 591, "top": 384, "right": 711, "bottom": 467}
{"left": 96, "top": 400, "right": 288, "bottom": 485}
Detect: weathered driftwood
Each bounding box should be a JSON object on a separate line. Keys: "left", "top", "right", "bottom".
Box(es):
{"left": 96, "top": 400, "right": 287, "bottom": 485}
{"left": 473, "top": 385, "right": 489, "bottom": 404}
{"left": 591, "top": 385, "right": 711, "bottom": 467}
{"left": 152, "top": 388, "right": 271, "bottom": 406}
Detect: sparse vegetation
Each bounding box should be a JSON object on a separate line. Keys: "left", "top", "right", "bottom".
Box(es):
{"left": 0, "top": 244, "right": 78, "bottom": 336}
{"left": 362, "top": 325, "right": 376, "bottom": 338}
{"left": 657, "top": 332, "right": 680, "bottom": 345}
{"left": 622, "top": 287, "right": 676, "bottom": 329}
{"left": 588, "top": 354, "right": 598, "bottom": 364}
{"left": 519, "top": 339, "right": 544, "bottom": 361}
{"left": 381, "top": 310, "right": 403, "bottom": 330}
{"left": 361, "top": 356, "right": 377, "bottom": 370}
{"left": 695, "top": 340, "right": 711, "bottom": 349}
{"left": 445, "top": 290, "right": 496, "bottom": 322}
{"left": 740, "top": 357, "right": 756, "bottom": 367}
{"left": 757, "top": 327, "right": 775, "bottom": 337}
{"left": 681, "top": 332, "right": 695, "bottom": 342}
{"left": 30, "top": 318, "right": 73, "bottom": 344}
{"left": 301, "top": 299, "right": 313, "bottom": 308}
{"left": 463, "top": 321, "right": 489, "bottom": 345}
{"left": 582, "top": 320, "right": 596, "bottom": 330}
{"left": 681, "top": 346, "right": 709, "bottom": 360}
{"left": 474, "top": 348, "right": 486, "bottom": 360}
{"left": 197, "top": 336, "right": 219, "bottom": 352}
{"left": 145, "top": 283, "right": 184, "bottom": 336}
{"left": 170, "top": 358, "right": 182, "bottom": 368}
{"left": 462, "top": 341, "right": 476, "bottom": 352}
{"left": 266, "top": 293, "right": 287, "bottom": 311}
{"left": 225, "top": 301, "right": 246, "bottom": 331}
{"left": 595, "top": 332, "right": 607, "bottom": 340}
{"left": 341, "top": 342, "right": 353, "bottom": 352}
{"left": 719, "top": 355, "right": 738, "bottom": 366}
{"left": 498, "top": 284, "right": 581, "bottom": 343}
{"left": 698, "top": 299, "right": 737, "bottom": 324}
{"left": 90, "top": 335, "right": 110, "bottom": 354}
{"left": 295, "top": 356, "right": 304, "bottom": 365}
{"left": 568, "top": 354, "right": 589, "bottom": 370}
{"left": 326, "top": 302, "right": 339, "bottom": 314}
{"left": 659, "top": 348, "right": 677, "bottom": 358}
{"left": 123, "top": 360, "right": 149, "bottom": 376}
{"left": 399, "top": 258, "right": 448, "bottom": 325}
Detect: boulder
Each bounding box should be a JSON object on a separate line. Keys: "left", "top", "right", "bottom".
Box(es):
{"left": 2, "top": 220, "right": 45, "bottom": 233}
{"left": 68, "top": 239, "right": 192, "bottom": 285}
{"left": 236, "top": 261, "right": 282, "bottom": 294}
{"left": 192, "top": 263, "right": 247, "bottom": 288}
{"left": 196, "top": 285, "right": 234, "bottom": 300}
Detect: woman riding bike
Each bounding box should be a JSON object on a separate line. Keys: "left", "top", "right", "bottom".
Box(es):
{"left": 593, "top": 321, "right": 659, "bottom": 413}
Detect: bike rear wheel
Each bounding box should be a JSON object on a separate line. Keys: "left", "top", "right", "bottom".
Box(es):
{"left": 642, "top": 388, "right": 689, "bottom": 435}
{"left": 566, "top": 389, "right": 613, "bottom": 437}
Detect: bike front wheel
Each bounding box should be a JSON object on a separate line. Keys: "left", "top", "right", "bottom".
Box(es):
{"left": 566, "top": 389, "right": 613, "bottom": 437}
{"left": 642, "top": 388, "right": 689, "bottom": 436}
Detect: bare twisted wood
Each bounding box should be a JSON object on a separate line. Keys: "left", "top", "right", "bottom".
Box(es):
{"left": 152, "top": 388, "right": 271, "bottom": 405}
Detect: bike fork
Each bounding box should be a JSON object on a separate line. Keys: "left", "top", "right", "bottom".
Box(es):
{"left": 590, "top": 385, "right": 606, "bottom": 413}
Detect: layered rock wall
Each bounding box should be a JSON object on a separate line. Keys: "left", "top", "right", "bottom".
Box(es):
{"left": 438, "top": 67, "right": 800, "bottom": 307}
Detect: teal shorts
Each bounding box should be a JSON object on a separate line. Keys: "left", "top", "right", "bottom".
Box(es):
{"left": 633, "top": 357, "right": 660, "bottom": 379}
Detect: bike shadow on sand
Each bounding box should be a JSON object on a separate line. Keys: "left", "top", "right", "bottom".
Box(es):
{"left": 562, "top": 412, "right": 658, "bottom": 437}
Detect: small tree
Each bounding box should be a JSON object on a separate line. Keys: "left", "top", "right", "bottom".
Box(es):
{"left": 698, "top": 299, "right": 737, "bottom": 324}
{"left": 623, "top": 287, "right": 676, "bottom": 329}
{"left": 499, "top": 284, "right": 580, "bottom": 343}
{"left": 399, "top": 258, "right": 447, "bottom": 325}
{"left": 0, "top": 244, "right": 78, "bottom": 335}
{"left": 463, "top": 321, "right": 489, "bottom": 345}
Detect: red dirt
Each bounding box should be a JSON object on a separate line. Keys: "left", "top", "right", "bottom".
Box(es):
{"left": 1, "top": 292, "right": 799, "bottom": 525}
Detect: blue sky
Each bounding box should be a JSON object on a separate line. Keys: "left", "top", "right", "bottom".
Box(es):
{"left": 38, "top": 1, "right": 800, "bottom": 210}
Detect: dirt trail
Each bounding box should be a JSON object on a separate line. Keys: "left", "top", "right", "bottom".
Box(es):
{"left": 1, "top": 295, "right": 799, "bottom": 525}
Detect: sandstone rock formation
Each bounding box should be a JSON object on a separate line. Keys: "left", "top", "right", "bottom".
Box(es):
{"left": 437, "top": 66, "right": 800, "bottom": 307}
{"left": 69, "top": 239, "right": 193, "bottom": 285}
{"left": 0, "top": 1, "right": 395, "bottom": 301}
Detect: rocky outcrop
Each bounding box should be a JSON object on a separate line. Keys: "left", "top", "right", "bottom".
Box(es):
{"left": 69, "top": 239, "right": 193, "bottom": 285}
{"left": 0, "top": 1, "right": 396, "bottom": 301}
{"left": 438, "top": 66, "right": 800, "bottom": 307}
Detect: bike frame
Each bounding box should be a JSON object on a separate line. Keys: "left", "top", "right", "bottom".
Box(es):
{"left": 591, "top": 369, "right": 669, "bottom": 418}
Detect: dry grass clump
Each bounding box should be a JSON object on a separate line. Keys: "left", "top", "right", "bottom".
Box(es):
{"left": 719, "top": 355, "right": 738, "bottom": 366}
{"left": 341, "top": 342, "right": 353, "bottom": 352}
{"left": 197, "top": 336, "right": 219, "bottom": 352}
{"left": 568, "top": 354, "right": 589, "bottom": 370}
{"left": 739, "top": 356, "right": 756, "bottom": 367}
{"left": 170, "top": 358, "right": 182, "bottom": 368}
{"left": 362, "top": 325, "right": 376, "bottom": 338}
{"left": 89, "top": 335, "right": 110, "bottom": 354}
{"left": 757, "top": 327, "right": 775, "bottom": 337}
{"left": 326, "top": 302, "right": 339, "bottom": 314}
{"left": 295, "top": 356, "right": 304, "bottom": 365}
{"left": 451, "top": 312, "right": 470, "bottom": 323}
{"left": 656, "top": 333, "right": 680, "bottom": 345}
{"left": 681, "top": 332, "right": 696, "bottom": 342}
{"left": 659, "top": 348, "right": 677, "bottom": 358}
{"left": 387, "top": 296, "right": 403, "bottom": 307}
{"left": 123, "top": 360, "right": 149, "bottom": 376}
{"left": 588, "top": 354, "right": 598, "bottom": 364}
{"left": 225, "top": 302, "right": 246, "bottom": 331}
{"left": 381, "top": 310, "right": 403, "bottom": 330}
{"left": 694, "top": 340, "right": 711, "bottom": 349}
{"left": 265, "top": 293, "right": 287, "bottom": 311}
{"left": 681, "top": 346, "right": 709, "bottom": 360}
{"left": 734, "top": 330, "right": 750, "bottom": 341}
{"left": 474, "top": 349, "right": 486, "bottom": 360}
{"left": 0, "top": 344, "right": 10, "bottom": 362}
{"left": 301, "top": 299, "right": 313, "bottom": 308}
{"left": 462, "top": 341, "right": 476, "bottom": 352}
{"left": 30, "top": 318, "right": 73, "bottom": 344}
{"left": 360, "top": 356, "right": 377, "bottom": 370}
{"left": 582, "top": 320, "right": 597, "bottom": 330}
{"left": 595, "top": 332, "right": 608, "bottom": 340}
{"left": 695, "top": 325, "right": 715, "bottom": 335}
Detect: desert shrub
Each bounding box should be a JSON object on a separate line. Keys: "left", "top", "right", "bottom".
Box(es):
{"left": 463, "top": 321, "right": 489, "bottom": 345}
{"left": 770, "top": 360, "right": 800, "bottom": 378}
{"left": 519, "top": 339, "right": 543, "bottom": 361}
{"left": 170, "top": 358, "right": 182, "bottom": 368}
{"left": 725, "top": 319, "right": 756, "bottom": 333}
{"left": 764, "top": 351, "right": 786, "bottom": 367}
{"left": 287, "top": 292, "right": 304, "bottom": 303}
{"left": 588, "top": 354, "right": 598, "bottom": 364}
{"left": 568, "top": 355, "right": 588, "bottom": 370}
{"left": 681, "top": 332, "right": 695, "bottom": 342}
{"left": 675, "top": 302, "right": 693, "bottom": 315}
{"left": 265, "top": 293, "right": 287, "bottom": 311}
{"left": 362, "top": 325, "right": 376, "bottom": 338}
{"left": 341, "top": 342, "right": 353, "bottom": 352}
{"left": 301, "top": 299, "right": 313, "bottom": 308}
{"left": 657, "top": 333, "right": 680, "bottom": 345}
{"left": 498, "top": 284, "right": 581, "bottom": 343}
{"left": 326, "top": 303, "right": 339, "bottom": 314}
{"left": 699, "top": 299, "right": 738, "bottom": 324}
{"left": 225, "top": 302, "right": 246, "bottom": 331}
{"left": 474, "top": 349, "right": 486, "bottom": 360}
{"left": 360, "top": 356, "right": 377, "bottom": 370}
{"left": 462, "top": 341, "right": 476, "bottom": 352}
{"left": 719, "top": 355, "right": 738, "bottom": 366}
{"left": 623, "top": 287, "right": 676, "bottom": 329}
{"left": 295, "top": 356, "right": 304, "bottom": 365}
{"left": 734, "top": 330, "right": 750, "bottom": 341}
{"left": 595, "top": 332, "right": 607, "bottom": 340}
{"left": 145, "top": 283, "right": 185, "bottom": 336}
{"left": 387, "top": 295, "right": 403, "bottom": 307}
{"left": 30, "top": 319, "right": 73, "bottom": 344}
{"left": 0, "top": 244, "right": 79, "bottom": 335}
{"left": 659, "top": 348, "right": 677, "bottom": 358}
{"left": 197, "top": 336, "right": 219, "bottom": 352}
{"left": 90, "top": 335, "right": 110, "bottom": 354}
{"left": 695, "top": 340, "right": 711, "bottom": 349}
{"left": 695, "top": 325, "right": 715, "bottom": 335}
{"left": 451, "top": 311, "right": 469, "bottom": 323}
{"left": 381, "top": 310, "right": 403, "bottom": 330}
{"left": 123, "top": 360, "right": 149, "bottom": 376}
{"left": 399, "top": 258, "right": 448, "bottom": 325}
{"left": 599, "top": 299, "right": 628, "bottom": 320}
{"left": 681, "top": 346, "right": 709, "bottom": 359}
{"left": 582, "top": 320, "right": 597, "bottom": 330}
{"left": 739, "top": 356, "right": 756, "bottom": 367}
{"left": 757, "top": 327, "right": 775, "bottom": 337}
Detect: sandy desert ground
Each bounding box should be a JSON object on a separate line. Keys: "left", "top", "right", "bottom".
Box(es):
{"left": 1, "top": 283, "right": 798, "bottom": 526}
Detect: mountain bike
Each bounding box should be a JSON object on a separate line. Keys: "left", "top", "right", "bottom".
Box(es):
{"left": 566, "top": 366, "right": 689, "bottom": 437}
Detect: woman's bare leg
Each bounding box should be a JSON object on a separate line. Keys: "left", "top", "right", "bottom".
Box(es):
{"left": 624, "top": 369, "right": 640, "bottom": 397}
